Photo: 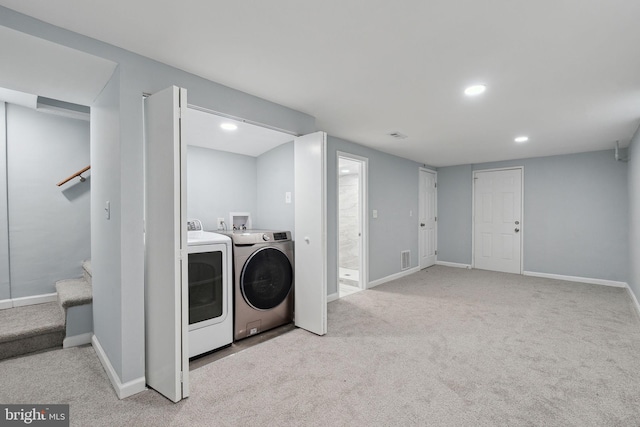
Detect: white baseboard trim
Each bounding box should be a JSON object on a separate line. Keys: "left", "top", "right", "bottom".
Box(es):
{"left": 63, "top": 332, "right": 93, "bottom": 349}
{"left": 625, "top": 285, "right": 640, "bottom": 318}
{"left": 0, "top": 293, "right": 58, "bottom": 310}
{"left": 436, "top": 261, "right": 472, "bottom": 269}
{"left": 92, "top": 335, "right": 146, "bottom": 399}
{"left": 327, "top": 292, "right": 339, "bottom": 303}
{"left": 523, "top": 271, "right": 627, "bottom": 288}
{"left": 368, "top": 267, "right": 420, "bottom": 289}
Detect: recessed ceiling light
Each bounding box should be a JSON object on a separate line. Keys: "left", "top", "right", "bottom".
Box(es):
{"left": 220, "top": 123, "right": 238, "bottom": 131}
{"left": 464, "top": 84, "right": 487, "bottom": 96}
{"left": 514, "top": 136, "right": 529, "bottom": 143}
{"left": 341, "top": 169, "right": 350, "bottom": 173}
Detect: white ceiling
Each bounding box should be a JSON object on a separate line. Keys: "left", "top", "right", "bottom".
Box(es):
{"left": 184, "top": 108, "right": 294, "bottom": 157}
{"left": 0, "top": 25, "right": 116, "bottom": 106}
{"left": 2, "top": 1, "right": 639, "bottom": 166}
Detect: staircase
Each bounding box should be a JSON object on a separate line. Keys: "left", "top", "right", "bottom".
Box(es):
{"left": 0, "top": 260, "right": 93, "bottom": 361}
{"left": 56, "top": 260, "right": 93, "bottom": 348}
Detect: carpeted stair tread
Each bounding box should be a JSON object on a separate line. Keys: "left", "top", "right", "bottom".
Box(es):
{"left": 56, "top": 278, "right": 92, "bottom": 309}
{"left": 0, "top": 302, "right": 65, "bottom": 344}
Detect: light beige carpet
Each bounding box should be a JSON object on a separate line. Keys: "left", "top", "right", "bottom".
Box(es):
{"left": 1, "top": 266, "right": 639, "bottom": 426}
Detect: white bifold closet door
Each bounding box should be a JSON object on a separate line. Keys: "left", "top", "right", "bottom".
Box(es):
{"left": 144, "top": 86, "right": 189, "bottom": 403}
{"left": 294, "top": 131, "right": 327, "bottom": 336}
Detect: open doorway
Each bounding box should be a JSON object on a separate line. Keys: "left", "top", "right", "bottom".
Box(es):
{"left": 337, "top": 152, "right": 368, "bottom": 298}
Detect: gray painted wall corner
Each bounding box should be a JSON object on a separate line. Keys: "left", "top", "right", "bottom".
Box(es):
{"left": 327, "top": 136, "right": 423, "bottom": 295}
{"left": 6, "top": 104, "right": 90, "bottom": 298}
{"left": 438, "top": 150, "right": 629, "bottom": 282}
{"left": 436, "top": 164, "right": 473, "bottom": 265}
{"left": 0, "top": 103, "right": 9, "bottom": 300}
{"left": 256, "top": 141, "right": 295, "bottom": 235}
{"left": 627, "top": 127, "right": 640, "bottom": 298}
{"left": 91, "top": 69, "right": 124, "bottom": 378}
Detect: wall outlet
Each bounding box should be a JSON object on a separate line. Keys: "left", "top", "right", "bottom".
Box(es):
{"left": 285, "top": 192, "right": 292, "bottom": 204}
{"left": 217, "top": 218, "right": 225, "bottom": 230}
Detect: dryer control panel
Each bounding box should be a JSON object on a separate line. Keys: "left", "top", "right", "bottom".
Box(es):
{"left": 218, "top": 230, "right": 292, "bottom": 244}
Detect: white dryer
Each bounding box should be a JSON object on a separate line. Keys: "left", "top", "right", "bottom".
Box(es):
{"left": 186, "top": 220, "right": 233, "bottom": 357}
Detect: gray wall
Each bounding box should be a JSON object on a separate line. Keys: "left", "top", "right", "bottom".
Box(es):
{"left": 437, "top": 150, "right": 628, "bottom": 282}
{"left": 187, "top": 146, "right": 257, "bottom": 231}
{"left": 255, "top": 141, "right": 294, "bottom": 233}
{"left": 0, "top": 103, "right": 8, "bottom": 300}
{"left": 327, "top": 136, "right": 424, "bottom": 296}
{"left": 5, "top": 104, "right": 90, "bottom": 298}
{"left": 91, "top": 70, "right": 123, "bottom": 377}
{"left": 628, "top": 126, "right": 640, "bottom": 298}
{"left": 436, "top": 165, "right": 472, "bottom": 264}
{"left": 187, "top": 142, "right": 295, "bottom": 234}
{"left": 0, "top": 6, "right": 315, "bottom": 387}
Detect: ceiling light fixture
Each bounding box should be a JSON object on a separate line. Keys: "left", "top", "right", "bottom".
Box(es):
{"left": 341, "top": 169, "right": 350, "bottom": 173}
{"left": 220, "top": 123, "right": 238, "bottom": 131}
{"left": 464, "top": 84, "right": 487, "bottom": 96}
{"left": 514, "top": 136, "right": 529, "bottom": 143}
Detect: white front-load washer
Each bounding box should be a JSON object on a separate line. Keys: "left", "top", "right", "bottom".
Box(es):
{"left": 187, "top": 220, "right": 233, "bottom": 357}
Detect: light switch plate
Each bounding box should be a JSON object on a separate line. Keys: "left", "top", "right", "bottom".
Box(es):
{"left": 373, "top": 209, "right": 378, "bottom": 219}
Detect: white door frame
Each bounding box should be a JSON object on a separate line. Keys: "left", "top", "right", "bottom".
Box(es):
{"left": 419, "top": 167, "right": 437, "bottom": 268}
{"left": 336, "top": 151, "right": 369, "bottom": 292}
{"left": 471, "top": 166, "right": 524, "bottom": 274}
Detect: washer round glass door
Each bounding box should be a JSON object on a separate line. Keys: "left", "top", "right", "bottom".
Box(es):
{"left": 240, "top": 247, "right": 293, "bottom": 310}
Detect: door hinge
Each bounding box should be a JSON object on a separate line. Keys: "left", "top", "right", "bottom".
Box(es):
{"left": 180, "top": 371, "right": 184, "bottom": 383}
{"left": 435, "top": 250, "right": 438, "bottom": 255}
{"left": 435, "top": 216, "right": 437, "bottom": 222}
{"left": 434, "top": 182, "right": 437, "bottom": 188}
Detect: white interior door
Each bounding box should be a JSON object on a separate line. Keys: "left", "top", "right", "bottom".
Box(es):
{"left": 473, "top": 168, "right": 522, "bottom": 274}
{"left": 294, "top": 131, "right": 327, "bottom": 336}
{"left": 144, "top": 86, "right": 189, "bottom": 402}
{"left": 419, "top": 169, "right": 437, "bottom": 269}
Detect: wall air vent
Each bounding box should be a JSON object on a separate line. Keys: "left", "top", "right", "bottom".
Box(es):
{"left": 401, "top": 250, "right": 410, "bottom": 270}
{"left": 388, "top": 131, "right": 408, "bottom": 139}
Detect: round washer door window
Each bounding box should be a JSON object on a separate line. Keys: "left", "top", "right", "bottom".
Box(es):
{"left": 241, "top": 247, "right": 293, "bottom": 310}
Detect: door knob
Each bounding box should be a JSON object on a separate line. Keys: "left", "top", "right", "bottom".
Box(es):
{"left": 515, "top": 228, "right": 520, "bottom": 233}
{"left": 420, "top": 223, "right": 425, "bottom": 227}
